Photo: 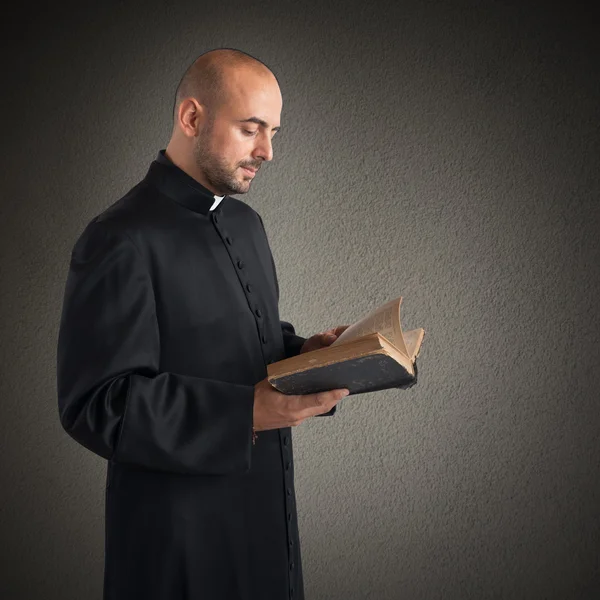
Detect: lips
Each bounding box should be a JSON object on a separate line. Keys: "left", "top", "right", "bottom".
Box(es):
{"left": 241, "top": 166, "right": 258, "bottom": 177}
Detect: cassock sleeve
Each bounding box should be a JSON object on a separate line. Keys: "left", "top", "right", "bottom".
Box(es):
{"left": 256, "top": 213, "right": 337, "bottom": 417}
{"left": 280, "top": 321, "right": 306, "bottom": 358}
{"left": 56, "top": 220, "right": 255, "bottom": 475}
{"left": 255, "top": 213, "right": 307, "bottom": 359}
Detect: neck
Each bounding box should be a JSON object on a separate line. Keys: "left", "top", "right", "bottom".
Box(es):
{"left": 164, "top": 143, "right": 222, "bottom": 196}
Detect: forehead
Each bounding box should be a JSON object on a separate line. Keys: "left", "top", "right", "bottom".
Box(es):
{"left": 219, "top": 69, "right": 282, "bottom": 123}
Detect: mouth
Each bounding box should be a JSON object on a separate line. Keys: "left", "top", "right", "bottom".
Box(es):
{"left": 240, "top": 166, "right": 258, "bottom": 178}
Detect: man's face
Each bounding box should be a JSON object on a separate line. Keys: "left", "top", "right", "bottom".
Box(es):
{"left": 193, "top": 70, "right": 282, "bottom": 196}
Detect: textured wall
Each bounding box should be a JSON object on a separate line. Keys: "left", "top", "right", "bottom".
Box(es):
{"left": 2, "top": 1, "right": 599, "bottom": 598}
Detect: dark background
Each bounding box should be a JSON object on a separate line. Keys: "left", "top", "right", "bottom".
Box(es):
{"left": 1, "top": 1, "right": 599, "bottom": 598}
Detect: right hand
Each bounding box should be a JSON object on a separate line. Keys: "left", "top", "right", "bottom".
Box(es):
{"left": 253, "top": 378, "right": 349, "bottom": 431}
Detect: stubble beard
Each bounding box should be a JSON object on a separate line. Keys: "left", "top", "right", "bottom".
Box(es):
{"left": 193, "top": 128, "right": 253, "bottom": 196}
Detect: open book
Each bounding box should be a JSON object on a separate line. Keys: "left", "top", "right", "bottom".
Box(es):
{"left": 267, "top": 297, "right": 425, "bottom": 396}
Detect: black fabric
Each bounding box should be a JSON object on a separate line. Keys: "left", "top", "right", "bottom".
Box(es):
{"left": 56, "top": 151, "right": 312, "bottom": 599}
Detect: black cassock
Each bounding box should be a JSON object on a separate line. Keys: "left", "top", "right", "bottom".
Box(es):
{"left": 57, "top": 150, "right": 325, "bottom": 600}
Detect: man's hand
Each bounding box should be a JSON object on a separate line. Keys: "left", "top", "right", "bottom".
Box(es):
{"left": 299, "top": 325, "right": 350, "bottom": 354}
{"left": 253, "top": 378, "right": 349, "bottom": 431}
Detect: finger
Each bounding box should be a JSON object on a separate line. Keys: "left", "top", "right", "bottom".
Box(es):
{"left": 322, "top": 332, "right": 337, "bottom": 344}
{"left": 332, "top": 325, "right": 349, "bottom": 336}
{"left": 297, "top": 388, "right": 349, "bottom": 418}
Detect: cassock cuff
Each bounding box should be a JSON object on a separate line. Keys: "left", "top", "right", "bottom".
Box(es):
{"left": 315, "top": 405, "right": 338, "bottom": 417}
{"left": 280, "top": 321, "right": 306, "bottom": 358}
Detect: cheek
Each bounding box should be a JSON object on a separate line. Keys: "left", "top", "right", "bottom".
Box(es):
{"left": 213, "top": 128, "right": 255, "bottom": 168}
{"left": 218, "top": 138, "right": 245, "bottom": 165}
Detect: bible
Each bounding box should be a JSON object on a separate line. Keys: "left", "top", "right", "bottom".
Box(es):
{"left": 267, "top": 297, "right": 425, "bottom": 396}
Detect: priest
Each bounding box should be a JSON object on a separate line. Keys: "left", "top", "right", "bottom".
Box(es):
{"left": 56, "top": 48, "right": 349, "bottom": 600}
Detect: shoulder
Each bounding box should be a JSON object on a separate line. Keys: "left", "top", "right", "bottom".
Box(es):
{"left": 70, "top": 181, "right": 158, "bottom": 260}
{"left": 95, "top": 180, "right": 166, "bottom": 233}
{"left": 72, "top": 177, "right": 187, "bottom": 253}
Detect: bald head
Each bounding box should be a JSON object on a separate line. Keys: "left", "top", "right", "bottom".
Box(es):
{"left": 165, "top": 48, "right": 283, "bottom": 197}
{"left": 173, "top": 49, "right": 277, "bottom": 121}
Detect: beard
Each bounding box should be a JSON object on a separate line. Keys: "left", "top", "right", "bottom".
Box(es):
{"left": 192, "top": 125, "right": 260, "bottom": 196}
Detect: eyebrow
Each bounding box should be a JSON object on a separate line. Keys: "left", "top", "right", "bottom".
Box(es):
{"left": 239, "top": 117, "right": 280, "bottom": 132}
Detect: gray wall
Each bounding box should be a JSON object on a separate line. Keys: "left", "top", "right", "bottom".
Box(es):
{"left": 2, "top": 1, "right": 599, "bottom": 598}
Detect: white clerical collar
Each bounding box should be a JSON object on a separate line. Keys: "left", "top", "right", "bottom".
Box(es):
{"left": 210, "top": 196, "right": 224, "bottom": 211}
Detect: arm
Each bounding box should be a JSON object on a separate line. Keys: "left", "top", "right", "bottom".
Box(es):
{"left": 56, "top": 220, "right": 254, "bottom": 476}
{"left": 280, "top": 320, "right": 306, "bottom": 358}
{"left": 255, "top": 212, "right": 339, "bottom": 416}
{"left": 255, "top": 212, "right": 307, "bottom": 359}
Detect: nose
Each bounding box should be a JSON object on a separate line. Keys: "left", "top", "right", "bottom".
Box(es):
{"left": 253, "top": 134, "right": 273, "bottom": 162}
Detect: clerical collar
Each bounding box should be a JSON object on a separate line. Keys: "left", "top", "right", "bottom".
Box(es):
{"left": 144, "top": 149, "right": 226, "bottom": 216}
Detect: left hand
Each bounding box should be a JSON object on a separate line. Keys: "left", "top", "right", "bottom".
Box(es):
{"left": 300, "top": 325, "right": 350, "bottom": 354}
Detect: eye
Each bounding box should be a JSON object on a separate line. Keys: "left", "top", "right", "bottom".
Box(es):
{"left": 243, "top": 129, "right": 258, "bottom": 136}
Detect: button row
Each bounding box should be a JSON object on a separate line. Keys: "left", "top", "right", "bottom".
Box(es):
{"left": 211, "top": 215, "right": 268, "bottom": 346}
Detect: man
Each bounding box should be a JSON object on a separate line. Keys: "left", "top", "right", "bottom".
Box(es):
{"left": 56, "top": 48, "right": 349, "bottom": 600}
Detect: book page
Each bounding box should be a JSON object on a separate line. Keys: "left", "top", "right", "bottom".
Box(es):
{"left": 402, "top": 328, "right": 425, "bottom": 362}
{"left": 331, "top": 297, "right": 409, "bottom": 357}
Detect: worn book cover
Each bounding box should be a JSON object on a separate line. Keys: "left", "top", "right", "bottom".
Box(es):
{"left": 267, "top": 297, "right": 425, "bottom": 396}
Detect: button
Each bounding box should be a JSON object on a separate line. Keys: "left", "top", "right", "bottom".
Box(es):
{"left": 283, "top": 436, "right": 288, "bottom": 446}
{"left": 226, "top": 236, "right": 232, "bottom": 245}
{"left": 287, "top": 488, "right": 292, "bottom": 496}
{"left": 237, "top": 260, "right": 244, "bottom": 269}
{"left": 289, "top": 539, "right": 293, "bottom": 547}
{"left": 288, "top": 513, "right": 292, "bottom": 522}
{"left": 213, "top": 215, "right": 219, "bottom": 224}
{"left": 246, "top": 283, "right": 253, "bottom": 293}
{"left": 261, "top": 334, "right": 267, "bottom": 344}
{"left": 286, "top": 461, "right": 291, "bottom": 471}
{"left": 255, "top": 308, "right": 262, "bottom": 318}
{"left": 289, "top": 562, "right": 295, "bottom": 570}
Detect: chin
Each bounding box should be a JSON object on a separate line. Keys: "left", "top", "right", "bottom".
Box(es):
{"left": 224, "top": 182, "right": 250, "bottom": 195}
{"left": 236, "top": 178, "right": 252, "bottom": 193}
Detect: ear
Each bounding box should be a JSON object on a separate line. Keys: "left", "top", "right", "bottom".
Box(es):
{"left": 177, "top": 98, "right": 205, "bottom": 138}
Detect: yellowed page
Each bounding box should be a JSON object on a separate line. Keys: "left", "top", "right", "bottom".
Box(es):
{"left": 331, "top": 297, "right": 409, "bottom": 357}
{"left": 402, "top": 328, "right": 425, "bottom": 362}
